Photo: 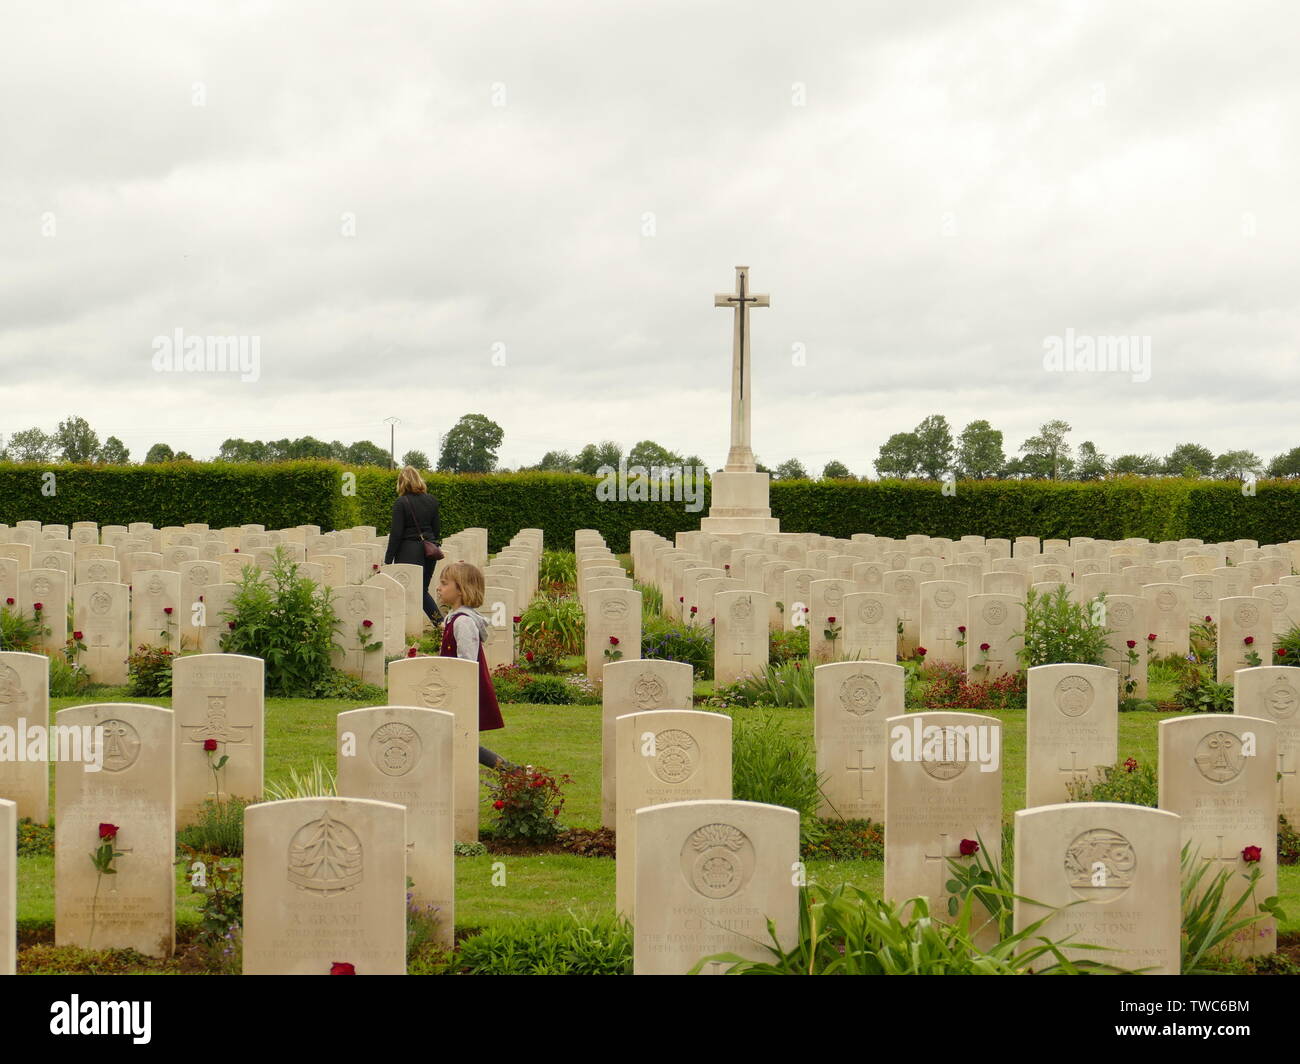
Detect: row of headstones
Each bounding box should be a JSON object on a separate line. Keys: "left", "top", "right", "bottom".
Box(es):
{"left": 1, "top": 654, "right": 1286, "bottom": 974}
{"left": 0, "top": 521, "right": 534, "bottom": 683}
{"left": 630, "top": 530, "right": 1300, "bottom": 682}
{"left": 0, "top": 647, "right": 509, "bottom": 970}
{"left": 574, "top": 531, "right": 642, "bottom": 682}
{"left": 629, "top": 530, "right": 1299, "bottom": 636}
{"left": 477, "top": 529, "right": 544, "bottom": 671}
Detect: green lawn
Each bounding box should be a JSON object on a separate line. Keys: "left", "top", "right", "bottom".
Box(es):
{"left": 17, "top": 689, "right": 1300, "bottom": 939}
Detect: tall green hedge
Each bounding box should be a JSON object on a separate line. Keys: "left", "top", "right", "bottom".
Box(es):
{"left": 2, "top": 464, "right": 1296, "bottom": 550}
{"left": 0, "top": 462, "right": 357, "bottom": 530}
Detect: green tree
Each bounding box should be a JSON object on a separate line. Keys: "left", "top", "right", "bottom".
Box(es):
{"left": 913, "top": 415, "right": 955, "bottom": 480}
{"left": 534, "top": 450, "right": 576, "bottom": 472}
{"left": 144, "top": 442, "right": 175, "bottom": 464}
{"left": 5, "top": 427, "right": 56, "bottom": 462}
{"left": 1267, "top": 447, "right": 1300, "bottom": 478}
{"left": 574, "top": 440, "right": 622, "bottom": 475}
{"left": 1019, "top": 420, "right": 1072, "bottom": 480}
{"left": 1074, "top": 440, "right": 1108, "bottom": 481}
{"left": 773, "top": 458, "right": 808, "bottom": 480}
{"left": 401, "top": 449, "right": 431, "bottom": 469}
{"left": 1164, "top": 442, "right": 1214, "bottom": 477}
{"left": 1109, "top": 453, "right": 1162, "bottom": 476}
{"left": 875, "top": 432, "right": 920, "bottom": 478}
{"left": 97, "top": 436, "right": 130, "bottom": 464}
{"left": 54, "top": 415, "right": 100, "bottom": 463}
{"left": 1213, "top": 450, "right": 1263, "bottom": 480}
{"left": 437, "top": 414, "right": 505, "bottom": 473}
{"left": 174, "top": 451, "right": 194, "bottom": 461}
{"left": 954, "top": 420, "right": 1005, "bottom": 479}
{"left": 286, "top": 436, "right": 334, "bottom": 460}
{"left": 217, "top": 438, "right": 268, "bottom": 462}
{"left": 344, "top": 440, "right": 391, "bottom": 467}
{"left": 627, "top": 440, "right": 683, "bottom": 473}
{"left": 821, "top": 459, "right": 852, "bottom": 479}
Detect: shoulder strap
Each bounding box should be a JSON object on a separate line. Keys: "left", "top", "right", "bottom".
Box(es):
{"left": 401, "top": 494, "right": 427, "bottom": 540}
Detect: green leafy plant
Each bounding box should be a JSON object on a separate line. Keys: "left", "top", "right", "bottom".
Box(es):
{"left": 486, "top": 765, "right": 571, "bottom": 841}
{"left": 220, "top": 548, "right": 339, "bottom": 697}
{"left": 537, "top": 550, "right": 577, "bottom": 588}
{"left": 126, "top": 643, "right": 175, "bottom": 696}
{"left": 518, "top": 627, "right": 565, "bottom": 672}
{"left": 1065, "top": 757, "right": 1157, "bottom": 806}
{"left": 1175, "top": 675, "right": 1235, "bottom": 713}
{"left": 768, "top": 626, "right": 809, "bottom": 666}
{"left": 187, "top": 857, "right": 243, "bottom": 973}
{"left": 17, "top": 817, "right": 54, "bottom": 856}
{"left": 801, "top": 818, "right": 883, "bottom": 861}
{"left": 47, "top": 649, "right": 92, "bottom": 697}
{"left": 1277, "top": 815, "right": 1300, "bottom": 865}
{"left": 564, "top": 673, "right": 601, "bottom": 704}
{"left": 731, "top": 712, "right": 826, "bottom": 846}
{"left": 514, "top": 674, "right": 574, "bottom": 705}
{"left": 692, "top": 883, "right": 1115, "bottom": 975}
{"left": 642, "top": 616, "right": 714, "bottom": 679}
{"left": 1274, "top": 625, "right": 1300, "bottom": 667}
{"left": 0, "top": 603, "right": 44, "bottom": 652}
{"left": 518, "top": 594, "right": 584, "bottom": 654}
{"left": 711, "top": 660, "right": 813, "bottom": 709}
{"left": 635, "top": 581, "right": 663, "bottom": 620}
{"left": 454, "top": 912, "right": 632, "bottom": 975}
{"left": 1015, "top": 586, "right": 1110, "bottom": 668}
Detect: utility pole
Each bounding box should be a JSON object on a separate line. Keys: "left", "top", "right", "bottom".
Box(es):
{"left": 384, "top": 416, "right": 400, "bottom": 470}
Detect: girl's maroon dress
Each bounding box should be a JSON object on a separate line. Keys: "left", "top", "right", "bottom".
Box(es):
{"left": 439, "top": 613, "right": 505, "bottom": 731}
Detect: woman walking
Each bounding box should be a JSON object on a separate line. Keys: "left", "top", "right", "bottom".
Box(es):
{"left": 383, "top": 465, "right": 443, "bottom": 629}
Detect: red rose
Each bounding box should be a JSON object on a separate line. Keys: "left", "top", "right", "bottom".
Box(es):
{"left": 1244, "top": 635, "right": 1254, "bottom": 646}
{"left": 372, "top": 563, "right": 379, "bottom": 570}
{"left": 199, "top": 595, "right": 204, "bottom": 602}
{"left": 979, "top": 642, "right": 990, "bottom": 652}
{"left": 710, "top": 617, "right": 715, "bottom": 625}
{"left": 690, "top": 606, "right": 698, "bottom": 614}
{"left": 724, "top": 564, "right": 730, "bottom": 571}
{"left": 1124, "top": 757, "right": 1138, "bottom": 773}
{"left": 1204, "top": 615, "right": 1212, "bottom": 623}
{"left": 525, "top": 651, "right": 534, "bottom": 662}
{"left": 33, "top": 602, "right": 43, "bottom": 611}
{"left": 959, "top": 838, "right": 979, "bottom": 856}
{"left": 203, "top": 738, "right": 218, "bottom": 752}
{"left": 1279, "top": 648, "right": 1288, "bottom": 657}
{"left": 916, "top": 647, "right": 927, "bottom": 656}
{"left": 553, "top": 807, "right": 561, "bottom": 816}
{"left": 234, "top": 548, "right": 240, "bottom": 553}
{"left": 362, "top": 619, "right": 373, "bottom": 628}
{"left": 678, "top": 596, "right": 684, "bottom": 602}
{"left": 957, "top": 625, "right": 966, "bottom": 634}
{"left": 827, "top": 616, "right": 837, "bottom": 624}
{"left": 1147, "top": 633, "right": 1157, "bottom": 641}
{"left": 1241, "top": 845, "right": 1262, "bottom": 863}
{"left": 4, "top": 597, "right": 13, "bottom": 606}
{"left": 609, "top": 636, "right": 619, "bottom": 646}
{"left": 98, "top": 823, "right": 119, "bottom": 839}
{"left": 493, "top": 800, "right": 505, "bottom": 810}
{"left": 407, "top": 646, "right": 418, "bottom": 658}
{"left": 512, "top": 616, "right": 521, "bottom": 624}
{"left": 1126, "top": 640, "right": 1136, "bottom": 649}
{"left": 73, "top": 631, "right": 83, "bottom": 640}
{"left": 228, "top": 621, "right": 236, "bottom": 629}
{"left": 163, "top": 606, "right": 173, "bottom": 615}
{"left": 329, "top": 962, "right": 355, "bottom": 975}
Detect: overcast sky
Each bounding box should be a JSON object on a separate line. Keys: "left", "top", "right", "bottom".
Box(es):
{"left": 2, "top": 1, "right": 1297, "bottom": 474}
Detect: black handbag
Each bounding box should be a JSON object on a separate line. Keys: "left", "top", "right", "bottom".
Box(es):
{"left": 402, "top": 495, "right": 444, "bottom": 561}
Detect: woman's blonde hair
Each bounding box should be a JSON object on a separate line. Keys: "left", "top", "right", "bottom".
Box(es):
{"left": 397, "top": 465, "right": 427, "bottom": 496}
{"left": 441, "top": 561, "right": 484, "bottom": 609}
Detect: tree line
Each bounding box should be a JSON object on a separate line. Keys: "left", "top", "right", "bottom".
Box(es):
{"left": 6, "top": 412, "right": 1299, "bottom": 481}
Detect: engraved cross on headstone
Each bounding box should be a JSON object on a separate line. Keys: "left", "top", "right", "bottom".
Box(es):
{"left": 1058, "top": 749, "right": 1087, "bottom": 780}
{"left": 846, "top": 747, "right": 876, "bottom": 799}
{"left": 923, "top": 832, "right": 952, "bottom": 899}
{"left": 1279, "top": 750, "right": 1296, "bottom": 807}
{"left": 1201, "top": 834, "right": 1240, "bottom": 871}
{"left": 714, "top": 266, "right": 769, "bottom": 473}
